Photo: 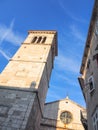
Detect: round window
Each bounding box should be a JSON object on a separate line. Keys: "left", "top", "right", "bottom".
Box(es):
{"left": 60, "top": 111, "right": 72, "bottom": 124}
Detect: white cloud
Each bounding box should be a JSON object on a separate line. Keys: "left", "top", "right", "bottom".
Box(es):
{"left": 70, "top": 24, "right": 85, "bottom": 42}
{"left": 0, "top": 19, "right": 25, "bottom": 60}
{"left": 58, "top": 74, "right": 78, "bottom": 86}
{"left": 46, "top": 89, "right": 61, "bottom": 100}
{"left": 58, "top": 0, "right": 87, "bottom": 24}
{"left": 0, "top": 19, "right": 24, "bottom": 46}
{"left": 55, "top": 53, "right": 80, "bottom": 74}
{"left": 0, "top": 48, "right": 10, "bottom": 60}
{"left": 71, "top": 15, "right": 87, "bottom": 24}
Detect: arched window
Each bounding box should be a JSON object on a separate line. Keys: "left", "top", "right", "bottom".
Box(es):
{"left": 31, "top": 37, "right": 37, "bottom": 43}
{"left": 42, "top": 37, "right": 46, "bottom": 43}
{"left": 31, "top": 36, "right": 46, "bottom": 44}
{"left": 37, "top": 36, "right": 42, "bottom": 43}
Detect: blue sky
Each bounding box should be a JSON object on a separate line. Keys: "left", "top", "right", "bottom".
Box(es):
{"left": 0, "top": 0, "right": 94, "bottom": 106}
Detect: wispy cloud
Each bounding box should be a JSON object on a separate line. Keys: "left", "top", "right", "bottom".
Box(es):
{"left": 46, "top": 89, "right": 61, "bottom": 101}
{"left": 55, "top": 53, "right": 80, "bottom": 74}
{"left": 0, "top": 19, "right": 25, "bottom": 60}
{"left": 0, "top": 48, "right": 10, "bottom": 60}
{"left": 57, "top": 74, "right": 78, "bottom": 86}
{"left": 70, "top": 24, "right": 85, "bottom": 42}
{"left": 0, "top": 19, "right": 24, "bottom": 46}
{"left": 58, "top": 0, "right": 87, "bottom": 23}
{"left": 71, "top": 15, "right": 87, "bottom": 24}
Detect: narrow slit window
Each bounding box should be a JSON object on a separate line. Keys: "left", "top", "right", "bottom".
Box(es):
{"left": 87, "top": 59, "right": 90, "bottom": 69}
{"left": 42, "top": 37, "right": 46, "bottom": 43}
{"left": 32, "top": 37, "right": 37, "bottom": 43}
{"left": 37, "top": 36, "right": 42, "bottom": 43}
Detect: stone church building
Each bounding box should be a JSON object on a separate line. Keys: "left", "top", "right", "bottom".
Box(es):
{"left": 40, "top": 97, "right": 86, "bottom": 130}
{"left": 0, "top": 30, "right": 85, "bottom": 130}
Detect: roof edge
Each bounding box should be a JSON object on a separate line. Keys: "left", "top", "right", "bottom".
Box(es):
{"left": 80, "top": 0, "right": 98, "bottom": 74}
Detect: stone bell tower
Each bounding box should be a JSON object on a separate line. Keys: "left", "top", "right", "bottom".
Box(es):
{"left": 0, "top": 30, "right": 57, "bottom": 130}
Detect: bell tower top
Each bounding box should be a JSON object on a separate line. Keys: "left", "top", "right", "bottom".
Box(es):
{"left": 0, "top": 30, "right": 57, "bottom": 89}
{"left": 24, "top": 30, "right": 58, "bottom": 56}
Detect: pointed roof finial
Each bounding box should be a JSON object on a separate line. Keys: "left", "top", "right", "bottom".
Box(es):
{"left": 66, "top": 96, "right": 69, "bottom": 99}
{"left": 66, "top": 92, "right": 69, "bottom": 99}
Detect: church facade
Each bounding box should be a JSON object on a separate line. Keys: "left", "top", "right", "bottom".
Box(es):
{"left": 40, "top": 97, "right": 85, "bottom": 130}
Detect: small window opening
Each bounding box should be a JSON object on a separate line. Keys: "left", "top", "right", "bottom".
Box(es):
{"left": 88, "top": 76, "right": 95, "bottom": 93}
{"left": 89, "top": 80, "right": 93, "bottom": 90}
{"left": 32, "top": 37, "right": 37, "bottom": 43}
{"left": 93, "top": 53, "right": 98, "bottom": 66}
{"left": 42, "top": 37, "right": 46, "bottom": 43}
{"left": 37, "top": 36, "right": 42, "bottom": 43}
{"left": 87, "top": 59, "right": 90, "bottom": 69}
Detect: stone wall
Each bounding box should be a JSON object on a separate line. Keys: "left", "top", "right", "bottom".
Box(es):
{"left": 0, "top": 88, "right": 41, "bottom": 130}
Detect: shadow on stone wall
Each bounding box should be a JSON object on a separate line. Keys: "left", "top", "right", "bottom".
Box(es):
{"left": 40, "top": 100, "right": 59, "bottom": 130}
